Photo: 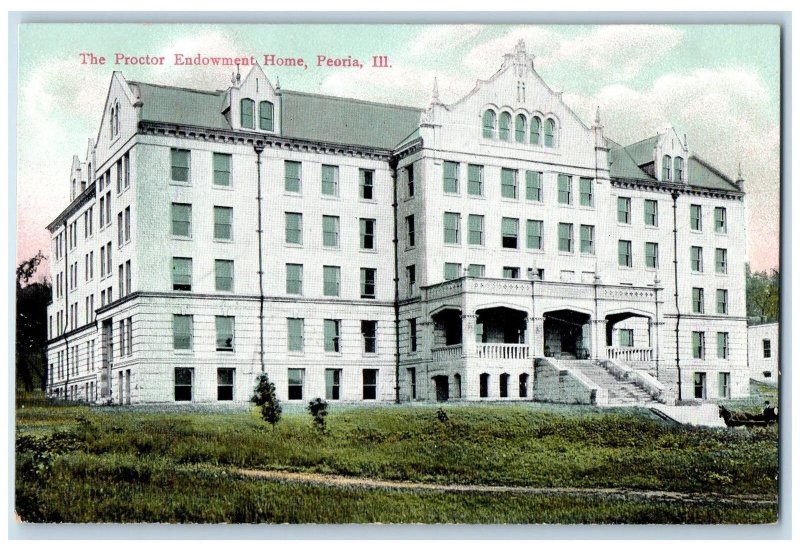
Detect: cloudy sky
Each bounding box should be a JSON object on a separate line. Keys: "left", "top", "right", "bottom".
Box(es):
{"left": 16, "top": 23, "right": 780, "bottom": 276}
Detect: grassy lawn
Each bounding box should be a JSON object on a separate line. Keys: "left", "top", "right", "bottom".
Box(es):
{"left": 15, "top": 400, "right": 778, "bottom": 523}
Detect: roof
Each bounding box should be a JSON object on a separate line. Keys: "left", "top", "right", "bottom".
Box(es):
{"left": 688, "top": 155, "right": 741, "bottom": 192}
{"left": 622, "top": 135, "right": 660, "bottom": 166}
{"left": 131, "top": 80, "right": 422, "bottom": 150}
{"left": 607, "top": 139, "right": 655, "bottom": 181}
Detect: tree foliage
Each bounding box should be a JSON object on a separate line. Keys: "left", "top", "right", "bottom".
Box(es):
{"left": 307, "top": 398, "right": 329, "bottom": 433}
{"left": 252, "top": 373, "right": 282, "bottom": 430}
{"left": 746, "top": 264, "right": 779, "bottom": 323}
{"left": 16, "top": 252, "right": 51, "bottom": 391}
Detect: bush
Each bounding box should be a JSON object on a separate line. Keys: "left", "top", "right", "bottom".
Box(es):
{"left": 252, "top": 374, "right": 281, "bottom": 430}
{"left": 307, "top": 398, "right": 329, "bottom": 433}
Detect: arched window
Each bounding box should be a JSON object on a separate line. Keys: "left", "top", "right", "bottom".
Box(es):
{"left": 514, "top": 114, "right": 527, "bottom": 143}
{"left": 519, "top": 373, "right": 529, "bottom": 398}
{"left": 109, "top": 106, "right": 116, "bottom": 137}
{"left": 259, "top": 101, "right": 274, "bottom": 131}
{"left": 114, "top": 102, "right": 120, "bottom": 136}
{"left": 662, "top": 155, "right": 672, "bottom": 181}
{"left": 479, "top": 373, "right": 490, "bottom": 398}
{"left": 482, "top": 109, "right": 496, "bottom": 138}
{"left": 530, "top": 116, "right": 541, "bottom": 144}
{"left": 544, "top": 118, "right": 556, "bottom": 147}
{"left": 240, "top": 98, "right": 255, "bottom": 129}
{"left": 674, "top": 156, "right": 684, "bottom": 182}
{"left": 499, "top": 112, "right": 512, "bottom": 141}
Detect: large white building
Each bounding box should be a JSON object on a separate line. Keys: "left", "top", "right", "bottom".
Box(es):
{"left": 45, "top": 41, "right": 749, "bottom": 405}
{"left": 748, "top": 322, "right": 779, "bottom": 384}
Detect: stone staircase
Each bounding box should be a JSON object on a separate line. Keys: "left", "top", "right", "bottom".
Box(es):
{"left": 560, "top": 359, "right": 659, "bottom": 406}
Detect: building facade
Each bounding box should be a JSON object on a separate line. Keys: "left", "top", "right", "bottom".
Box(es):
{"left": 748, "top": 323, "right": 779, "bottom": 384}
{"left": 45, "top": 41, "right": 749, "bottom": 405}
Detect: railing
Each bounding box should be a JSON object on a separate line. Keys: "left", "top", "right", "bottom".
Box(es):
{"left": 431, "top": 344, "right": 463, "bottom": 361}
{"left": 477, "top": 343, "right": 530, "bottom": 360}
{"left": 606, "top": 347, "right": 653, "bottom": 362}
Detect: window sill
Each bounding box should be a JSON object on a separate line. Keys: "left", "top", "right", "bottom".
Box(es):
{"left": 360, "top": 248, "right": 378, "bottom": 254}
{"left": 285, "top": 242, "right": 304, "bottom": 248}
{"left": 213, "top": 239, "right": 234, "bottom": 244}
{"left": 467, "top": 244, "right": 486, "bottom": 249}
{"left": 216, "top": 349, "right": 235, "bottom": 354}
{"left": 443, "top": 191, "right": 461, "bottom": 197}
{"left": 443, "top": 243, "right": 462, "bottom": 248}
{"left": 557, "top": 251, "right": 574, "bottom": 256}
{"left": 359, "top": 198, "right": 378, "bottom": 204}
{"left": 321, "top": 195, "right": 341, "bottom": 201}
{"left": 468, "top": 193, "right": 486, "bottom": 199}
{"left": 618, "top": 265, "right": 634, "bottom": 270}
{"left": 173, "top": 350, "right": 194, "bottom": 355}
{"left": 212, "top": 185, "right": 234, "bottom": 191}
{"left": 322, "top": 246, "right": 341, "bottom": 251}
{"left": 287, "top": 351, "right": 305, "bottom": 356}
{"left": 170, "top": 181, "right": 192, "bottom": 187}
{"left": 500, "top": 197, "right": 519, "bottom": 202}
{"left": 284, "top": 191, "right": 303, "bottom": 197}
{"left": 172, "top": 236, "right": 193, "bottom": 241}
{"left": 617, "top": 222, "right": 632, "bottom": 228}
{"left": 580, "top": 252, "right": 596, "bottom": 258}
{"left": 578, "top": 204, "right": 594, "bottom": 210}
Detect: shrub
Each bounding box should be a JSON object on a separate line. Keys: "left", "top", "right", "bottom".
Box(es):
{"left": 252, "top": 374, "right": 282, "bottom": 430}
{"left": 307, "top": 398, "right": 329, "bottom": 434}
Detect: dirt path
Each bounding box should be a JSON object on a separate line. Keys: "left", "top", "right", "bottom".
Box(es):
{"left": 236, "top": 468, "right": 777, "bottom": 506}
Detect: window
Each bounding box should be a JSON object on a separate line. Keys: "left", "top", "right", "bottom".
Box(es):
{"left": 480, "top": 373, "right": 489, "bottom": 398}
{"left": 526, "top": 171, "right": 542, "bottom": 201}
{"left": 443, "top": 212, "right": 461, "bottom": 244}
{"left": 662, "top": 155, "right": 671, "bottom": 181}
{"left": 443, "top": 161, "right": 459, "bottom": 193}
{"left": 467, "top": 264, "right": 485, "bottom": 277}
{"left": 171, "top": 149, "right": 190, "bottom": 182}
{"left": 406, "top": 215, "right": 415, "bottom": 247}
{"left": 362, "top": 320, "right": 377, "bottom": 353}
{"left": 118, "top": 212, "right": 124, "bottom": 246}
{"left": 763, "top": 339, "right": 772, "bottom": 358}
{"left": 406, "top": 164, "right": 415, "bottom": 197}
{"left": 287, "top": 318, "right": 304, "bottom": 352}
{"left": 718, "top": 372, "right": 731, "bottom": 398}
{"left": 644, "top": 199, "right": 658, "bottom": 226}
{"left": 409, "top": 318, "right": 418, "bottom": 352}
{"left": 285, "top": 212, "right": 303, "bottom": 244}
{"left": 174, "top": 368, "right": 193, "bottom": 401}
{"left": 322, "top": 215, "right": 340, "bottom": 247}
{"left": 690, "top": 204, "right": 702, "bottom": 231}
{"left": 325, "top": 369, "right": 341, "bottom": 400}
{"left": 406, "top": 265, "right": 416, "bottom": 295}
{"left": 498, "top": 112, "right": 511, "bottom": 140}
{"left": 715, "top": 207, "right": 727, "bottom": 234}
{"left": 717, "top": 332, "right": 729, "bottom": 360}
{"left": 502, "top": 266, "right": 520, "bottom": 279}
{"left": 321, "top": 165, "right": 339, "bottom": 196}
{"left": 617, "top": 328, "right": 633, "bottom": 347}
{"left": 444, "top": 263, "right": 461, "bottom": 281}
{"left": 360, "top": 218, "right": 376, "bottom": 250}
{"left": 324, "top": 319, "right": 340, "bottom": 352}
{"left": 173, "top": 315, "right": 192, "bottom": 350}
{"left": 213, "top": 153, "right": 231, "bottom": 186}
{"left": 501, "top": 168, "right": 518, "bottom": 199}
{"left": 499, "top": 373, "right": 509, "bottom": 398}
{"left": 259, "top": 101, "right": 274, "bottom": 131}
{"left": 580, "top": 225, "right": 594, "bottom": 254}
{"left": 558, "top": 223, "right": 573, "bottom": 253}
{"left": 215, "top": 259, "right": 234, "bottom": 292}
{"left": 408, "top": 368, "right": 417, "bottom": 400}
{"left": 557, "top": 174, "right": 572, "bottom": 205}
{"left": 693, "top": 372, "right": 706, "bottom": 399}
{"left": 216, "top": 316, "right": 234, "bottom": 351}
{"left": 692, "top": 288, "right": 705, "bottom": 314}
{"left": 716, "top": 289, "right": 728, "bottom": 315}
{"left": 618, "top": 240, "right": 632, "bottom": 267}
{"left": 172, "top": 257, "right": 192, "bottom": 291}
{"left": 124, "top": 207, "right": 130, "bottom": 243}
{"left": 323, "top": 266, "right": 340, "bottom": 297}
{"left": 692, "top": 332, "right": 705, "bottom": 359}
{"left": 285, "top": 161, "right": 301, "bottom": 193}
{"left": 579, "top": 178, "right": 593, "bottom": 207}
{"left": 763, "top": 371, "right": 772, "bottom": 378}
{"left": 217, "top": 368, "right": 234, "bottom": 401}
{"left": 360, "top": 169, "right": 374, "bottom": 200}
{"left": 530, "top": 116, "right": 541, "bottom": 144}
{"left": 645, "top": 242, "right": 659, "bottom": 268}
{"left": 213, "top": 206, "right": 233, "bottom": 240}
{"left": 617, "top": 197, "right": 631, "bottom": 224}
{"left": 482, "top": 109, "right": 496, "bottom": 138}
{"left": 501, "top": 217, "right": 519, "bottom": 249}
{"left": 240, "top": 98, "right": 254, "bottom": 128}
{"left": 468, "top": 164, "right": 483, "bottom": 196}
{"left": 361, "top": 268, "right": 376, "bottom": 299}
{"left": 691, "top": 246, "right": 704, "bottom": 272}
{"left": 286, "top": 264, "right": 303, "bottom": 295}
{"left": 715, "top": 248, "right": 728, "bottom": 274}
{"left": 674, "top": 156, "right": 684, "bottom": 182}
{"left": 514, "top": 114, "right": 527, "bottom": 142}
{"left": 362, "top": 369, "right": 378, "bottom": 400}
{"left": 467, "top": 215, "right": 484, "bottom": 246}
{"left": 287, "top": 369, "right": 304, "bottom": 400}
{"left": 526, "top": 220, "right": 543, "bottom": 250}
{"left": 544, "top": 118, "right": 555, "bottom": 147}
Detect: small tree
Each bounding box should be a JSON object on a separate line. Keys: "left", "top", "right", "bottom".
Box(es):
{"left": 307, "top": 398, "right": 329, "bottom": 434}
{"left": 252, "top": 373, "right": 282, "bottom": 430}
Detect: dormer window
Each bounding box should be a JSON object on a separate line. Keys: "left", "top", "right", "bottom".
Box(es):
{"left": 544, "top": 118, "right": 556, "bottom": 147}
{"left": 514, "top": 114, "right": 527, "bottom": 143}
{"left": 662, "top": 155, "right": 672, "bottom": 181}
{"left": 674, "top": 156, "right": 684, "bottom": 182}
{"left": 530, "top": 116, "right": 541, "bottom": 144}
{"left": 240, "top": 98, "right": 255, "bottom": 129}
{"left": 499, "top": 112, "right": 512, "bottom": 141}
{"left": 259, "top": 101, "right": 274, "bottom": 131}
{"left": 482, "top": 109, "right": 496, "bottom": 138}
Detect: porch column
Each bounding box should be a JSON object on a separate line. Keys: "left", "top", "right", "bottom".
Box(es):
{"left": 420, "top": 320, "right": 435, "bottom": 362}
{"left": 532, "top": 316, "right": 545, "bottom": 357}
{"left": 592, "top": 319, "right": 608, "bottom": 360}
{"left": 461, "top": 314, "right": 477, "bottom": 358}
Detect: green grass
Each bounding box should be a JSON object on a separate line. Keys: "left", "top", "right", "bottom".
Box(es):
{"left": 15, "top": 402, "right": 778, "bottom": 523}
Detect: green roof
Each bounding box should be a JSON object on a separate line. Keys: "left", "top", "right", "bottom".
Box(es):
{"left": 132, "top": 82, "right": 230, "bottom": 130}
{"left": 688, "top": 156, "right": 740, "bottom": 192}
{"left": 623, "top": 135, "right": 660, "bottom": 166}
{"left": 607, "top": 139, "right": 655, "bottom": 181}
{"left": 281, "top": 90, "right": 421, "bottom": 150}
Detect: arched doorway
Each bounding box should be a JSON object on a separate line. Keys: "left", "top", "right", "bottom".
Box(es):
{"left": 605, "top": 312, "right": 653, "bottom": 362}
{"left": 543, "top": 309, "right": 591, "bottom": 359}
{"left": 433, "top": 375, "right": 449, "bottom": 401}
